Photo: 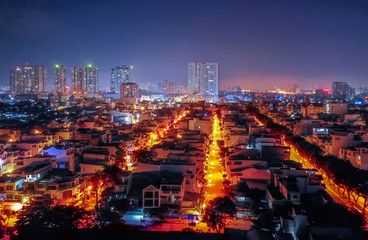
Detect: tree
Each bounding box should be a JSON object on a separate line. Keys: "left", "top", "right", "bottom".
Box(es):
{"left": 0, "top": 213, "right": 5, "bottom": 238}
{"left": 15, "top": 201, "right": 96, "bottom": 239}
{"left": 131, "top": 148, "right": 154, "bottom": 163}
{"left": 113, "top": 148, "right": 127, "bottom": 168}
{"left": 202, "top": 196, "right": 236, "bottom": 233}
{"left": 100, "top": 165, "right": 123, "bottom": 184}
{"left": 222, "top": 179, "right": 233, "bottom": 197}
{"left": 2, "top": 209, "right": 15, "bottom": 235}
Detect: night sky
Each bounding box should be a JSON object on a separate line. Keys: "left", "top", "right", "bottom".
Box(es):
{"left": 1, "top": 0, "right": 367, "bottom": 90}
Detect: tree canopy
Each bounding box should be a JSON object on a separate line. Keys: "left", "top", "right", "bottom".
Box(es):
{"left": 15, "top": 201, "right": 96, "bottom": 239}
{"left": 202, "top": 196, "right": 236, "bottom": 233}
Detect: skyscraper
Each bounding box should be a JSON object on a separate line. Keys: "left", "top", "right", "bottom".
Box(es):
{"left": 110, "top": 65, "right": 133, "bottom": 94}
{"left": 34, "top": 65, "right": 46, "bottom": 93}
{"left": 188, "top": 62, "right": 219, "bottom": 102}
{"left": 71, "top": 67, "right": 86, "bottom": 93}
{"left": 86, "top": 64, "right": 98, "bottom": 94}
{"left": 9, "top": 64, "right": 36, "bottom": 95}
{"left": 332, "top": 82, "right": 354, "bottom": 101}
{"left": 187, "top": 62, "right": 201, "bottom": 95}
{"left": 54, "top": 64, "right": 67, "bottom": 94}
{"left": 10, "top": 67, "right": 23, "bottom": 95}
{"left": 200, "top": 63, "right": 219, "bottom": 102}
{"left": 23, "top": 64, "right": 35, "bottom": 93}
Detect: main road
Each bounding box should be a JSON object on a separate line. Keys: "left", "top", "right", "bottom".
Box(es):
{"left": 203, "top": 114, "right": 225, "bottom": 208}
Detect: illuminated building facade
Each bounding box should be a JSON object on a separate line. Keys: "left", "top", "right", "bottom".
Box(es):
{"left": 187, "top": 62, "right": 201, "bottom": 95}
{"left": 10, "top": 64, "right": 37, "bottom": 95}
{"left": 71, "top": 67, "right": 86, "bottom": 93}
{"left": 188, "top": 62, "right": 219, "bottom": 102}
{"left": 120, "top": 82, "right": 139, "bottom": 105}
{"left": 34, "top": 65, "right": 46, "bottom": 93}
{"left": 54, "top": 64, "right": 67, "bottom": 94}
{"left": 86, "top": 64, "right": 98, "bottom": 94}
{"left": 200, "top": 62, "right": 219, "bottom": 102}
{"left": 10, "top": 67, "right": 23, "bottom": 95}
{"left": 110, "top": 65, "right": 133, "bottom": 94}
{"left": 332, "top": 81, "right": 354, "bottom": 101}
{"left": 163, "top": 79, "right": 175, "bottom": 95}
{"left": 23, "top": 64, "right": 35, "bottom": 93}
{"left": 178, "top": 85, "right": 186, "bottom": 95}
{"left": 315, "top": 89, "right": 330, "bottom": 101}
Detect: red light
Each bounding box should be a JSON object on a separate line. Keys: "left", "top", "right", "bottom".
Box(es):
{"left": 323, "top": 88, "right": 329, "bottom": 93}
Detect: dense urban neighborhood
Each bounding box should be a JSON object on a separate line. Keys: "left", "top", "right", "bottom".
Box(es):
{"left": 0, "top": 88, "right": 367, "bottom": 239}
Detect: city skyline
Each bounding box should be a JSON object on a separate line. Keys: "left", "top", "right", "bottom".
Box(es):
{"left": 1, "top": 0, "right": 368, "bottom": 90}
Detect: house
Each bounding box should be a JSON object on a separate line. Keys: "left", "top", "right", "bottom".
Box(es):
{"left": 111, "top": 171, "right": 133, "bottom": 200}
{"left": 158, "top": 174, "right": 185, "bottom": 208}
{"left": 260, "top": 146, "right": 290, "bottom": 162}
{"left": 42, "top": 146, "right": 76, "bottom": 172}
{"left": 21, "top": 133, "right": 55, "bottom": 146}
{"left": 294, "top": 119, "right": 323, "bottom": 136}
{"left": 142, "top": 185, "right": 160, "bottom": 208}
{"left": 227, "top": 149, "right": 264, "bottom": 170}
{"left": 329, "top": 131, "right": 361, "bottom": 156}
{"left": 130, "top": 172, "right": 185, "bottom": 209}
{"left": 340, "top": 146, "right": 368, "bottom": 170}
{"left": 36, "top": 169, "right": 83, "bottom": 201}
{"left": 0, "top": 177, "right": 24, "bottom": 203}
{"left": 9, "top": 139, "right": 48, "bottom": 157}
{"left": 74, "top": 128, "right": 107, "bottom": 146}
{"left": 301, "top": 103, "right": 325, "bottom": 118}
{"left": 188, "top": 118, "right": 211, "bottom": 135}
{"left": 325, "top": 102, "right": 349, "bottom": 115}
{"left": 80, "top": 160, "right": 107, "bottom": 175}
{"left": 225, "top": 130, "right": 248, "bottom": 147}
{"left": 160, "top": 159, "right": 197, "bottom": 193}
{"left": 274, "top": 171, "right": 324, "bottom": 205}
{"left": 229, "top": 167, "right": 271, "bottom": 187}
{"left": 82, "top": 148, "right": 110, "bottom": 161}
{"left": 0, "top": 129, "right": 20, "bottom": 142}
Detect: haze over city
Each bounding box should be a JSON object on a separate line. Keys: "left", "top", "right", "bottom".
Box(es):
{"left": 1, "top": 0, "right": 368, "bottom": 90}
